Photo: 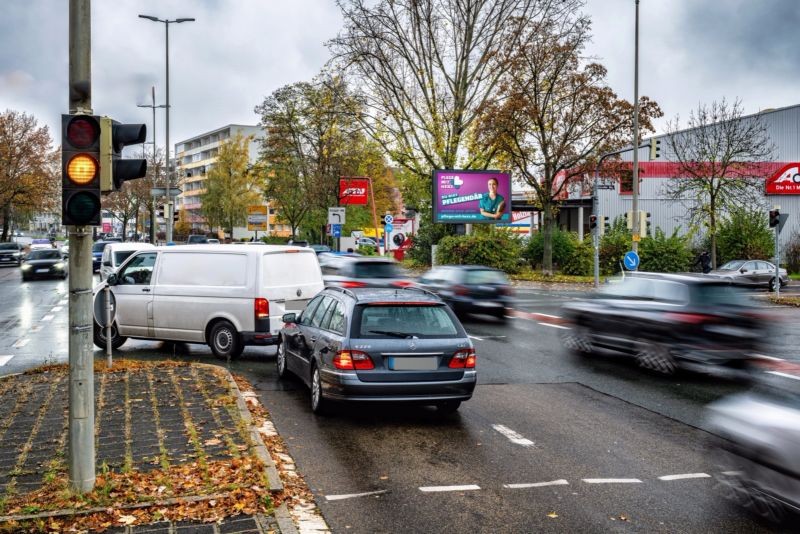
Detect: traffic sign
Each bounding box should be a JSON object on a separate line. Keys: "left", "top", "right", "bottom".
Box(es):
{"left": 328, "top": 207, "right": 346, "bottom": 225}
{"left": 150, "top": 187, "right": 182, "bottom": 198}
{"left": 331, "top": 224, "right": 342, "bottom": 238}
{"left": 384, "top": 223, "right": 394, "bottom": 233}
{"left": 623, "top": 250, "right": 640, "bottom": 270}
{"left": 384, "top": 214, "right": 394, "bottom": 225}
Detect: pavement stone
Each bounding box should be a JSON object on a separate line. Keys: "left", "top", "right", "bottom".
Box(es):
{"left": 0, "top": 363, "right": 289, "bottom": 533}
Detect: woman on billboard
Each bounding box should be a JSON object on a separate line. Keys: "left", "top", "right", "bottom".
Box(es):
{"left": 479, "top": 177, "right": 506, "bottom": 220}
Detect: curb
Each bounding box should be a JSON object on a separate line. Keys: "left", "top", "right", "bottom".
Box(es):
{"left": 275, "top": 503, "right": 300, "bottom": 534}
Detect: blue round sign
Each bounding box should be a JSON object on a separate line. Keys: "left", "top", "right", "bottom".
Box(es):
{"left": 384, "top": 223, "right": 394, "bottom": 233}
{"left": 623, "top": 250, "right": 640, "bottom": 270}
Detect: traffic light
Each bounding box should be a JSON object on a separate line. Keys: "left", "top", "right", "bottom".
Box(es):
{"left": 589, "top": 214, "right": 598, "bottom": 230}
{"left": 173, "top": 206, "right": 180, "bottom": 224}
{"left": 99, "top": 117, "right": 147, "bottom": 193}
{"left": 769, "top": 209, "right": 780, "bottom": 228}
{"left": 626, "top": 210, "right": 634, "bottom": 230}
{"left": 603, "top": 216, "right": 610, "bottom": 234}
{"left": 640, "top": 211, "right": 651, "bottom": 238}
{"left": 649, "top": 138, "right": 661, "bottom": 160}
{"left": 156, "top": 204, "right": 165, "bottom": 219}
{"left": 62, "top": 114, "right": 102, "bottom": 225}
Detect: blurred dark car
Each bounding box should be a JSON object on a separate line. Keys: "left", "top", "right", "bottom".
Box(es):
{"left": 0, "top": 242, "right": 24, "bottom": 266}
{"left": 92, "top": 241, "right": 112, "bottom": 272}
{"left": 21, "top": 249, "right": 68, "bottom": 281}
{"left": 706, "top": 361, "right": 800, "bottom": 524}
{"left": 560, "top": 272, "right": 766, "bottom": 375}
{"left": 310, "top": 244, "right": 331, "bottom": 255}
{"left": 321, "top": 256, "right": 413, "bottom": 289}
{"left": 277, "top": 287, "right": 476, "bottom": 414}
{"left": 416, "top": 265, "right": 514, "bottom": 321}
{"left": 186, "top": 235, "right": 208, "bottom": 244}
{"left": 708, "top": 259, "right": 788, "bottom": 291}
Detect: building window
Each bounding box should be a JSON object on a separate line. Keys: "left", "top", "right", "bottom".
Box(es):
{"left": 619, "top": 169, "right": 643, "bottom": 195}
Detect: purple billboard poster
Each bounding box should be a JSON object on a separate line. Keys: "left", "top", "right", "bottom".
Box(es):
{"left": 432, "top": 169, "right": 512, "bottom": 224}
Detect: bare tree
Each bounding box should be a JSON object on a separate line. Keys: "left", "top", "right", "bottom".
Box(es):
{"left": 664, "top": 98, "right": 774, "bottom": 268}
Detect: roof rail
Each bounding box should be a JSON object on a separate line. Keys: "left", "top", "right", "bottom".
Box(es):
{"left": 326, "top": 286, "right": 359, "bottom": 300}
{"left": 400, "top": 286, "right": 439, "bottom": 298}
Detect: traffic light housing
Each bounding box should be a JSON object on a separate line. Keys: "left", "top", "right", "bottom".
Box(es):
{"left": 640, "top": 211, "right": 651, "bottom": 238}
{"left": 62, "top": 114, "right": 102, "bottom": 225}
{"left": 589, "top": 214, "right": 598, "bottom": 230}
{"left": 100, "top": 117, "right": 147, "bottom": 193}
{"left": 649, "top": 138, "right": 661, "bottom": 160}
{"left": 157, "top": 204, "right": 165, "bottom": 219}
{"left": 769, "top": 209, "right": 780, "bottom": 228}
{"left": 626, "top": 210, "right": 634, "bottom": 230}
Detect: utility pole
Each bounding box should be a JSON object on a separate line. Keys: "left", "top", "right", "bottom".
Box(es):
{"left": 137, "top": 86, "right": 166, "bottom": 245}
{"left": 67, "top": 0, "right": 95, "bottom": 493}
{"left": 631, "top": 0, "right": 641, "bottom": 255}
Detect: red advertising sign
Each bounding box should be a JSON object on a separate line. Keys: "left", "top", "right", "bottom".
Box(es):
{"left": 766, "top": 163, "right": 800, "bottom": 195}
{"left": 339, "top": 178, "right": 370, "bottom": 205}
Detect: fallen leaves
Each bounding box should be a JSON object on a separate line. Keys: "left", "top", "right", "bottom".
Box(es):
{"left": 546, "top": 511, "right": 559, "bottom": 519}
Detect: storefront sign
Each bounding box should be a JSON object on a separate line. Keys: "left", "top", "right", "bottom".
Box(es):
{"left": 766, "top": 163, "right": 800, "bottom": 194}
{"left": 339, "top": 178, "right": 370, "bottom": 205}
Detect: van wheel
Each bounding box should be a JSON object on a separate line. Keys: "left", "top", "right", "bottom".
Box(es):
{"left": 209, "top": 320, "right": 244, "bottom": 360}
{"left": 93, "top": 321, "right": 127, "bottom": 350}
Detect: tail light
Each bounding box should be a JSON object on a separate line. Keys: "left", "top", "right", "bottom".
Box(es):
{"left": 449, "top": 349, "right": 476, "bottom": 369}
{"left": 392, "top": 280, "right": 414, "bottom": 288}
{"left": 254, "top": 298, "right": 270, "bottom": 320}
{"left": 665, "top": 312, "right": 719, "bottom": 325}
{"left": 453, "top": 284, "right": 469, "bottom": 296}
{"left": 333, "top": 350, "right": 375, "bottom": 370}
{"left": 340, "top": 281, "right": 366, "bottom": 288}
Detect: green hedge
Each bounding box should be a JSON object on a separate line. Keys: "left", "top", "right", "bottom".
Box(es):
{"left": 435, "top": 230, "right": 523, "bottom": 273}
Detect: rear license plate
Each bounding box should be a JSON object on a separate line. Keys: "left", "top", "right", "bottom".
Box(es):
{"left": 36, "top": 269, "right": 49, "bottom": 273}
{"left": 388, "top": 357, "right": 438, "bottom": 371}
{"left": 284, "top": 299, "right": 309, "bottom": 311}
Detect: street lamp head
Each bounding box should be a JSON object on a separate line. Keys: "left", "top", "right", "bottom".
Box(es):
{"left": 138, "top": 14, "right": 160, "bottom": 22}
{"left": 175, "top": 18, "right": 196, "bottom": 23}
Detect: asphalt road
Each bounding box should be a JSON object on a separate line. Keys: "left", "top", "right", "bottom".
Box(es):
{"left": 1, "top": 272, "right": 796, "bottom": 532}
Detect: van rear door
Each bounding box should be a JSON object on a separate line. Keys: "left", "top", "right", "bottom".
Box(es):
{"left": 260, "top": 249, "right": 324, "bottom": 335}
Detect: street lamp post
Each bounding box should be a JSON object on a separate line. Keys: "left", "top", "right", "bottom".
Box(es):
{"left": 138, "top": 14, "right": 195, "bottom": 243}
{"left": 631, "top": 0, "right": 641, "bottom": 255}
{"left": 137, "top": 86, "right": 166, "bottom": 244}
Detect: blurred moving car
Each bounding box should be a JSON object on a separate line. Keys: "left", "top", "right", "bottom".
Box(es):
{"left": 186, "top": 235, "right": 208, "bottom": 245}
{"left": 277, "top": 287, "right": 476, "bottom": 414}
{"left": 321, "top": 255, "right": 413, "bottom": 289}
{"left": 100, "top": 242, "right": 156, "bottom": 281}
{"left": 21, "top": 249, "right": 68, "bottom": 281}
{"left": 560, "top": 272, "right": 766, "bottom": 375}
{"left": 0, "top": 242, "right": 24, "bottom": 266}
{"left": 416, "top": 265, "right": 514, "bottom": 321}
{"left": 708, "top": 259, "right": 788, "bottom": 291}
{"left": 310, "top": 244, "right": 331, "bottom": 255}
{"left": 356, "top": 237, "right": 378, "bottom": 250}
{"left": 92, "top": 241, "right": 113, "bottom": 272}
{"left": 29, "top": 238, "right": 52, "bottom": 251}
{"left": 706, "top": 362, "right": 800, "bottom": 523}
{"left": 206, "top": 238, "right": 220, "bottom": 244}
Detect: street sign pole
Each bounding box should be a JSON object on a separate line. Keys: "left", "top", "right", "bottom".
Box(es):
{"left": 775, "top": 226, "right": 780, "bottom": 298}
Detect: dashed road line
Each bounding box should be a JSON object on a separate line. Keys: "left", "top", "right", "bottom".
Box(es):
{"left": 582, "top": 478, "right": 642, "bottom": 484}
{"left": 326, "top": 489, "right": 390, "bottom": 501}
{"left": 754, "top": 354, "right": 784, "bottom": 361}
{"left": 419, "top": 485, "right": 481, "bottom": 493}
{"left": 468, "top": 335, "right": 484, "bottom": 341}
{"left": 51, "top": 306, "right": 62, "bottom": 312}
{"left": 30, "top": 325, "right": 43, "bottom": 333}
{"left": 0, "top": 356, "right": 13, "bottom": 366}
{"left": 41, "top": 314, "right": 54, "bottom": 322}
{"left": 504, "top": 480, "right": 568, "bottom": 489}
{"left": 12, "top": 339, "right": 29, "bottom": 349}
{"left": 538, "top": 322, "right": 570, "bottom": 330}
{"left": 658, "top": 473, "right": 711, "bottom": 481}
{"left": 492, "top": 424, "right": 534, "bottom": 447}
{"left": 767, "top": 371, "right": 800, "bottom": 381}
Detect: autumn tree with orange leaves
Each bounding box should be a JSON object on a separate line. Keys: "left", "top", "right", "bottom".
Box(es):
{"left": 476, "top": 1, "right": 662, "bottom": 274}
{"left": 0, "top": 110, "right": 60, "bottom": 241}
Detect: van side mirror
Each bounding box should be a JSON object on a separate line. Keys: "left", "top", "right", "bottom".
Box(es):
{"left": 103, "top": 260, "right": 112, "bottom": 266}
{"left": 107, "top": 273, "right": 118, "bottom": 286}
{"left": 282, "top": 313, "right": 297, "bottom": 324}
{"left": 740, "top": 268, "right": 747, "bottom": 273}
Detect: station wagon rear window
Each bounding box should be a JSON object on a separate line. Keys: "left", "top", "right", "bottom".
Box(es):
{"left": 355, "top": 304, "right": 459, "bottom": 338}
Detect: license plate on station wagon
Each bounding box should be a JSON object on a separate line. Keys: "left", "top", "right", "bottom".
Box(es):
{"left": 388, "top": 357, "right": 438, "bottom": 371}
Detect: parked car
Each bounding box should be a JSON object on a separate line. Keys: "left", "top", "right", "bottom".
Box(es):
{"left": 21, "top": 249, "right": 68, "bottom": 281}
{"left": 92, "top": 245, "right": 324, "bottom": 359}
{"left": 99, "top": 242, "right": 156, "bottom": 281}
{"left": 0, "top": 242, "right": 24, "bottom": 266}
{"left": 29, "top": 238, "right": 52, "bottom": 251}
{"left": 310, "top": 244, "right": 331, "bottom": 255}
{"left": 416, "top": 265, "right": 514, "bottom": 321}
{"left": 186, "top": 235, "right": 208, "bottom": 244}
{"left": 321, "top": 256, "right": 413, "bottom": 289}
{"left": 560, "top": 272, "right": 766, "bottom": 375}
{"left": 277, "top": 287, "right": 476, "bottom": 414}
{"left": 92, "top": 241, "right": 112, "bottom": 272}
{"left": 706, "top": 361, "right": 800, "bottom": 524}
{"left": 356, "top": 237, "right": 378, "bottom": 249}
{"left": 708, "top": 259, "right": 788, "bottom": 291}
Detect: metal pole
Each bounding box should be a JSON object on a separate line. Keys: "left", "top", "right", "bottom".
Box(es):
{"left": 165, "top": 21, "right": 172, "bottom": 243}
{"left": 368, "top": 177, "right": 381, "bottom": 255}
{"left": 67, "top": 0, "right": 95, "bottom": 494}
{"left": 150, "top": 86, "right": 157, "bottom": 244}
{"left": 631, "top": 0, "right": 641, "bottom": 255}
{"left": 593, "top": 167, "right": 600, "bottom": 289}
{"left": 775, "top": 226, "right": 781, "bottom": 298}
{"left": 104, "top": 286, "right": 112, "bottom": 367}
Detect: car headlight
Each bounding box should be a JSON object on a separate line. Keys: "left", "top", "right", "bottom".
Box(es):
{"left": 54, "top": 262, "right": 65, "bottom": 270}
{"left": 21, "top": 264, "right": 31, "bottom": 270}
{"left": 12, "top": 252, "right": 20, "bottom": 257}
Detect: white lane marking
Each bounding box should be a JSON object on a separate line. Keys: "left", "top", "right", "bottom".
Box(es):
{"left": 30, "top": 325, "right": 43, "bottom": 333}
{"left": 722, "top": 471, "right": 742, "bottom": 476}
{"left": 0, "top": 356, "right": 13, "bottom": 366}
{"left": 468, "top": 335, "right": 484, "bottom": 341}
{"left": 767, "top": 371, "right": 800, "bottom": 381}
{"left": 12, "top": 339, "right": 29, "bottom": 349}
{"left": 504, "top": 480, "right": 568, "bottom": 489}
{"left": 658, "top": 473, "right": 711, "bottom": 481}
{"left": 41, "top": 314, "right": 54, "bottom": 322}
{"left": 754, "top": 354, "right": 784, "bottom": 361}
{"left": 538, "top": 322, "right": 570, "bottom": 330}
{"left": 582, "top": 478, "right": 642, "bottom": 484}
{"left": 419, "top": 485, "right": 481, "bottom": 493}
{"left": 326, "top": 489, "right": 390, "bottom": 501}
{"left": 59, "top": 300, "right": 68, "bottom": 306}
{"left": 492, "top": 424, "right": 535, "bottom": 447}
{"left": 534, "top": 313, "right": 561, "bottom": 319}
{"left": 504, "top": 315, "right": 518, "bottom": 319}
{"left": 51, "top": 306, "right": 62, "bottom": 312}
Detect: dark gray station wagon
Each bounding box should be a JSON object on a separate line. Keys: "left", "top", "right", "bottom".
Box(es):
{"left": 277, "top": 287, "right": 476, "bottom": 414}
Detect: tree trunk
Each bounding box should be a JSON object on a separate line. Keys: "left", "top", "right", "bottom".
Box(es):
{"left": 1, "top": 205, "right": 10, "bottom": 242}
{"left": 542, "top": 205, "right": 555, "bottom": 275}
{"left": 709, "top": 203, "right": 717, "bottom": 269}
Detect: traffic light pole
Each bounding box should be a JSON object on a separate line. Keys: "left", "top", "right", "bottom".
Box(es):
{"left": 631, "top": 0, "right": 641, "bottom": 254}
{"left": 67, "top": 0, "right": 96, "bottom": 493}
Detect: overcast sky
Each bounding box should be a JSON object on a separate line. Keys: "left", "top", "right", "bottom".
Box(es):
{"left": 1, "top": 0, "right": 798, "bottom": 157}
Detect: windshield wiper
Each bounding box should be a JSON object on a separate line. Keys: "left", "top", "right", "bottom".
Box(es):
{"left": 368, "top": 330, "right": 414, "bottom": 339}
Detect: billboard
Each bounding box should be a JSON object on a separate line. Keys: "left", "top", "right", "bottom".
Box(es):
{"left": 433, "top": 169, "right": 512, "bottom": 224}
{"left": 247, "top": 205, "right": 268, "bottom": 231}
{"left": 339, "top": 178, "right": 370, "bottom": 205}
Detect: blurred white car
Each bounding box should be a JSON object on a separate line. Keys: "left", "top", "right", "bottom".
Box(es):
{"left": 29, "top": 238, "right": 52, "bottom": 251}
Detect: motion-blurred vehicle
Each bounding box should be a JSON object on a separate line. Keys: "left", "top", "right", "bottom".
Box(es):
{"left": 560, "top": 272, "right": 765, "bottom": 375}
{"left": 206, "top": 238, "right": 220, "bottom": 244}
{"left": 288, "top": 239, "right": 309, "bottom": 247}
{"left": 277, "top": 287, "right": 476, "bottom": 414}
{"left": 321, "top": 256, "right": 413, "bottom": 289}
{"left": 708, "top": 259, "right": 788, "bottom": 291}
{"left": 356, "top": 237, "right": 378, "bottom": 250}
{"left": 100, "top": 242, "right": 155, "bottom": 281}
{"left": 416, "top": 265, "right": 514, "bottom": 322}
{"left": 707, "top": 362, "right": 800, "bottom": 523}
{"left": 310, "top": 244, "right": 331, "bottom": 255}
{"left": 60, "top": 243, "right": 70, "bottom": 258}
{"left": 186, "top": 235, "right": 208, "bottom": 244}
{"left": 0, "top": 242, "right": 24, "bottom": 266}
{"left": 29, "top": 238, "right": 52, "bottom": 251}
{"left": 92, "top": 241, "right": 113, "bottom": 272}
{"left": 21, "top": 249, "right": 68, "bottom": 281}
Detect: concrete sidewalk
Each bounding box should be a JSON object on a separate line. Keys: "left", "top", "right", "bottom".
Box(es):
{"left": 0, "top": 362, "right": 296, "bottom": 533}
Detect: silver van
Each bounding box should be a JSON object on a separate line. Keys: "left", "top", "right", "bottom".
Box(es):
{"left": 100, "top": 242, "right": 155, "bottom": 281}
{"left": 93, "top": 244, "right": 323, "bottom": 359}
